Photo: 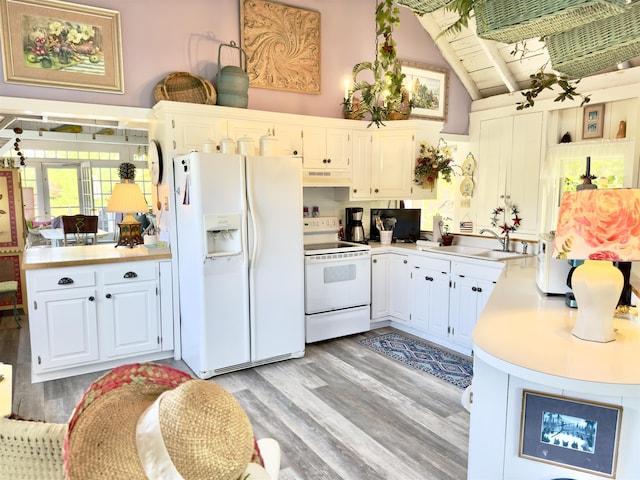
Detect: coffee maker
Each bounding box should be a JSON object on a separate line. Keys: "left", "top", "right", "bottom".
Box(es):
{"left": 345, "top": 207, "right": 365, "bottom": 243}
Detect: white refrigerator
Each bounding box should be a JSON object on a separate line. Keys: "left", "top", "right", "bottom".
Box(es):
{"left": 173, "top": 152, "right": 305, "bottom": 379}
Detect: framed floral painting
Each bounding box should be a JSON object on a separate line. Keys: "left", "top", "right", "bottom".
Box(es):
{"left": 400, "top": 60, "right": 449, "bottom": 122}
{"left": 0, "top": 0, "right": 123, "bottom": 93}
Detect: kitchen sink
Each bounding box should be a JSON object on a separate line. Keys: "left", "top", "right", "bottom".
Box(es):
{"left": 477, "top": 250, "right": 532, "bottom": 260}
{"left": 419, "top": 244, "right": 533, "bottom": 261}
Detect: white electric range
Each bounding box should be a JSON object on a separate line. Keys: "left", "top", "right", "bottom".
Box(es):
{"left": 303, "top": 217, "right": 371, "bottom": 343}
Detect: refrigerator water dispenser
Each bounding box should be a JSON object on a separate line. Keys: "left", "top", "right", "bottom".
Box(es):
{"left": 204, "top": 213, "right": 242, "bottom": 257}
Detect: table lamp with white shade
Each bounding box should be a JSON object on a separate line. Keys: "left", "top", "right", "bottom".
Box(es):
{"left": 107, "top": 162, "right": 149, "bottom": 248}
{"left": 552, "top": 188, "right": 640, "bottom": 343}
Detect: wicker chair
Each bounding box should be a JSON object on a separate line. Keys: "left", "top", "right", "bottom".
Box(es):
{"left": 0, "top": 417, "right": 280, "bottom": 479}
{"left": 0, "top": 417, "right": 67, "bottom": 480}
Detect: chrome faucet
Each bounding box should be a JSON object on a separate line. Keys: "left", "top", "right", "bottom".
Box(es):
{"left": 479, "top": 228, "right": 510, "bottom": 252}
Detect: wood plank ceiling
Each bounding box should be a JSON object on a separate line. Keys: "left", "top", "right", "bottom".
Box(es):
{"left": 413, "top": 5, "right": 640, "bottom": 101}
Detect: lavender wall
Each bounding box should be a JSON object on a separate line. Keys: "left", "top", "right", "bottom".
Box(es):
{"left": 0, "top": 0, "right": 471, "bottom": 134}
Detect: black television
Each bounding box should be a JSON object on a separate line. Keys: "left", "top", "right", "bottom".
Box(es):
{"left": 370, "top": 208, "right": 421, "bottom": 243}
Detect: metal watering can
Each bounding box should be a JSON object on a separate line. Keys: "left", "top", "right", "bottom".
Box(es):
{"left": 215, "top": 40, "right": 249, "bottom": 109}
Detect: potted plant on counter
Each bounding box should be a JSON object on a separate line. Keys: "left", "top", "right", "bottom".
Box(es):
{"left": 440, "top": 218, "right": 454, "bottom": 246}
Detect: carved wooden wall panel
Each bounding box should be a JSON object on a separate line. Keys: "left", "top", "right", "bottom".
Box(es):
{"left": 241, "top": 0, "right": 321, "bottom": 94}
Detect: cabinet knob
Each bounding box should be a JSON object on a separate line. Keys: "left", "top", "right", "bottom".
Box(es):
{"left": 425, "top": 276, "right": 434, "bottom": 281}
{"left": 373, "top": 259, "right": 377, "bottom": 263}
{"left": 353, "top": 188, "right": 358, "bottom": 194}
{"left": 293, "top": 150, "right": 298, "bottom": 155}
{"left": 123, "top": 271, "right": 138, "bottom": 279}
{"left": 105, "top": 293, "right": 112, "bottom": 299}
{"left": 477, "top": 287, "right": 483, "bottom": 293}
{"left": 327, "top": 158, "right": 331, "bottom": 164}
{"left": 472, "top": 286, "right": 477, "bottom": 292}
{"left": 58, "top": 277, "right": 74, "bottom": 285}
{"left": 88, "top": 296, "right": 95, "bottom": 301}
{"left": 403, "top": 259, "right": 408, "bottom": 264}
{"left": 374, "top": 188, "right": 379, "bottom": 193}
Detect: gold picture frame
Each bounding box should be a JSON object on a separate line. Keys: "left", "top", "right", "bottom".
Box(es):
{"left": 0, "top": 0, "right": 123, "bottom": 93}
{"left": 583, "top": 103, "right": 605, "bottom": 139}
{"left": 400, "top": 60, "right": 449, "bottom": 122}
{"left": 241, "top": 0, "right": 320, "bottom": 94}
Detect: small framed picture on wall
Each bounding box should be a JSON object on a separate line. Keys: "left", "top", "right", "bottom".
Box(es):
{"left": 582, "top": 103, "right": 605, "bottom": 139}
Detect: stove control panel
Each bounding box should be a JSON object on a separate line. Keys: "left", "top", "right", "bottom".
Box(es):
{"left": 303, "top": 216, "right": 339, "bottom": 233}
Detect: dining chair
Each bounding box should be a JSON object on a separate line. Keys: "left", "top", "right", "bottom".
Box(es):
{"left": 61, "top": 215, "right": 99, "bottom": 246}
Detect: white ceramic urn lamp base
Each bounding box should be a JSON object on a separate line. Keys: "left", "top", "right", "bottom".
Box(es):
{"left": 570, "top": 260, "right": 622, "bottom": 343}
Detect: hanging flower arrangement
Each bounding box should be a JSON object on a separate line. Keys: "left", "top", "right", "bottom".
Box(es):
{"left": 490, "top": 202, "right": 522, "bottom": 234}
{"left": 414, "top": 138, "right": 456, "bottom": 185}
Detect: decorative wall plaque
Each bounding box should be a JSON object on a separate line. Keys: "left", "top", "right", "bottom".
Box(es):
{"left": 241, "top": 0, "right": 320, "bottom": 94}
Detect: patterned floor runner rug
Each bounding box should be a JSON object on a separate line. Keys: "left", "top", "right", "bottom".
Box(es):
{"left": 357, "top": 332, "right": 473, "bottom": 389}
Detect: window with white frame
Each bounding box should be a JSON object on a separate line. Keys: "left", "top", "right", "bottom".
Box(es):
{"left": 5, "top": 145, "right": 150, "bottom": 241}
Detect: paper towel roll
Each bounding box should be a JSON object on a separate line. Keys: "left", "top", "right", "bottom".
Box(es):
{"left": 433, "top": 215, "right": 443, "bottom": 244}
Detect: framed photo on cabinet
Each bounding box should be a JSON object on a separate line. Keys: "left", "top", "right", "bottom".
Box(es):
{"left": 519, "top": 390, "right": 622, "bottom": 478}
{"left": 583, "top": 103, "right": 605, "bottom": 139}
{"left": 0, "top": 0, "right": 124, "bottom": 93}
{"left": 400, "top": 60, "right": 449, "bottom": 122}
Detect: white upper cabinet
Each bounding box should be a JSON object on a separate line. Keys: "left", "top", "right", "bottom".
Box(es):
{"left": 302, "top": 127, "right": 352, "bottom": 172}
{"left": 371, "top": 129, "right": 414, "bottom": 199}
{"left": 350, "top": 130, "right": 374, "bottom": 200}
{"left": 343, "top": 127, "right": 416, "bottom": 201}
{"left": 474, "top": 111, "right": 544, "bottom": 237}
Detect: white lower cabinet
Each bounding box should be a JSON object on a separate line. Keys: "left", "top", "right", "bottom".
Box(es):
{"left": 409, "top": 256, "right": 450, "bottom": 336}
{"left": 101, "top": 262, "right": 160, "bottom": 359}
{"left": 27, "top": 259, "right": 170, "bottom": 382}
{"left": 32, "top": 283, "right": 100, "bottom": 372}
{"left": 448, "top": 261, "right": 502, "bottom": 350}
{"left": 371, "top": 253, "right": 390, "bottom": 319}
{"left": 389, "top": 253, "right": 410, "bottom": 322}
{"left": 373, "top": 250, "right": 504, "bottom": 355}
{"left": 371, "top": 253, "right": 410, "bottom": 322}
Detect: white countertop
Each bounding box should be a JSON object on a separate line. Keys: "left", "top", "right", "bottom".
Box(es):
{"left": 23, "top": 244, "right": 171, "bottom": 269}
{"left": 473, "top": 256, "right": 640, "bottom": 390}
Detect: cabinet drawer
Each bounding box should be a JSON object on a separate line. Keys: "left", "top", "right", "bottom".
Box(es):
{"left": 103, "top": 262, "right": 156, "bottom": 284}
{"left": 412, "top": 256, "right": 450, "bottom": 273}
{"left": 33, "top": 270, "right": 96, "bottom": 292}
{"left": 452, "top": 261, "right": 503, "bottom": 282}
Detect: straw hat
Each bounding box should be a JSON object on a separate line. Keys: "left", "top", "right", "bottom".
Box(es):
{"left": 63, "top": 363, "right": 263, "bottom": 479}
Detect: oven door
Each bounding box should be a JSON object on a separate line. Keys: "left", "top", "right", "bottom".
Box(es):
{"left": 304, "top": 251, "right": 371, "bottom": 314}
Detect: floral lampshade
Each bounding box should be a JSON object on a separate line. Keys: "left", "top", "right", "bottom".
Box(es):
{"left": 553, "top": 189, "right": 640, "bottom": 262}
{"left": 552, "top": 189, "right": 640, "bottom": 343}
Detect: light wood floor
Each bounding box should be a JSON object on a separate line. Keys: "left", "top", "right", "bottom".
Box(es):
{"left": 0, "top": 313, "right": 469, "bottom": 479}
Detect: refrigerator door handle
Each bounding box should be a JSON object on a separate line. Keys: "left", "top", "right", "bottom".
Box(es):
{"left": 245, "top": 157, "right": 259, "bottom": 267}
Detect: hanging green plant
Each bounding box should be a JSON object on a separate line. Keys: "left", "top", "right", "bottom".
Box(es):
{"left": 350, "top": 0, "right": 411, "bottom": 127}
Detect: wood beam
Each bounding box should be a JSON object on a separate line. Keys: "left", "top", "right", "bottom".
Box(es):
{"left": 470, "top": 18, "right": 519, "bottom": 93}
{"left": 417, "top": 13, "right": 482, "bottom": 101}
